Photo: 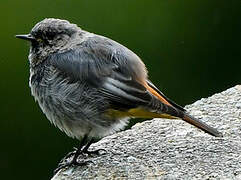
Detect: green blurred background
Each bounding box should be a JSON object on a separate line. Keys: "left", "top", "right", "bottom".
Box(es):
{"left": 1, "top": 0, "right": 240, "bottom": 179}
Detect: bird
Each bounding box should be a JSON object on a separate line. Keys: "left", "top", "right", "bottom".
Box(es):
{"left": 16, "top": 18, "right": 222, "bottom": 172}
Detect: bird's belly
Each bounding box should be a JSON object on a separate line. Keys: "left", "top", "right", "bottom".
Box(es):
{"left": 30, "top": 79, "right": 129, "bottom": 139}
{"left": 30, "top": 80, "right": 93, "bottom": 139}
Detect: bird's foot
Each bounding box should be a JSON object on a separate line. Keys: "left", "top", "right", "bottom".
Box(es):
{"left": 53, "top": 148, "right": 106, "bottom": 174}
{"left": 57, "top": 147, "right": 78, "bottom": 166}
{"left": 54, "top": 157, "right": 91, "bottom": 175}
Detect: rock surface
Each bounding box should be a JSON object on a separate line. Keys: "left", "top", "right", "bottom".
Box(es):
{"left": 52, "top": 85, "right": 241, "bottom": 180}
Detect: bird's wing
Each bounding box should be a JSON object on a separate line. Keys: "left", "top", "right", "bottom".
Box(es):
{"left": 47, "top": 35, "right": 181, "bottom": 117}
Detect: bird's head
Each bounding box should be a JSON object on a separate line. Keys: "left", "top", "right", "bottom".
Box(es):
{"left": 16, "top": 18, "right": 79, "bottom": 66}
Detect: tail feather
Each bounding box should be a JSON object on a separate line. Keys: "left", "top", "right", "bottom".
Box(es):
{"left": 145, "top": 80, "right": 222, "bottom": 137}
{"left": 182, "top": 113, "right": 223, "bottom": 137}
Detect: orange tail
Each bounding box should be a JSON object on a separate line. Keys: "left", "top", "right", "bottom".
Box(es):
{"left": 144, "top": 81, "right": 222, "bottom": 137}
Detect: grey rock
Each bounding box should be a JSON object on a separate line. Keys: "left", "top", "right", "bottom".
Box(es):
{"left": 52, "top": 85, "right": 241, "bottom": 180}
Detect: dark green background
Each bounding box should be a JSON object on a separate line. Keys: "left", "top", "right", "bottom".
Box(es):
{"left": 1, "top": 0, "right": 240, "bottom": 179}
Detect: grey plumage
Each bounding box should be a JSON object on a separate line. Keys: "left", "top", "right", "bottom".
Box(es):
{"left": 26, "top": 18, "right": 159, "bottom": 140}
{"left": 16, "top": 18, "right": 222, "bottom": 172}
{"left": 17, "top": 18, "right": 222, "bottom": 144}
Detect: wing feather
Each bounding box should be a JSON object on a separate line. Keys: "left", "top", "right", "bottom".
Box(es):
{"left": 47, "top": 35, "right": 153, "bottom": 110}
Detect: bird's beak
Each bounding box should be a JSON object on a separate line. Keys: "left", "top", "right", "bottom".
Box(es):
{"left": 15, "top": 34, "right": 35, "bottom": 41}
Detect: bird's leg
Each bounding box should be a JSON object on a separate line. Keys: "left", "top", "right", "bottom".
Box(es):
{"left": 82, "top": 138, "right": 107, "bottom": 155}
{"left": 54, "top": 135, "right": 89, "bottom": 174}
{"left": 54, "top": 137, "right": 107, "bottom": 174}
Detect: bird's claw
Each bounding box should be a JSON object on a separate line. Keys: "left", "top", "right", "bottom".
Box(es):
{"left": 54, "top": 144, "right": 106, "bottom": 175}
{"left": 54, "top": 159, "right": 91, "bottom": 175}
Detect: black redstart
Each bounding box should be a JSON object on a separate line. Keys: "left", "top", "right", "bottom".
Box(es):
{"left": 16, "top": 18, "right": 222, "bottom": 172}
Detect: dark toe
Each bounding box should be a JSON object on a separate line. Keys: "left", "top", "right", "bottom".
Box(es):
{"left": 54, "top": 159, "right": 91, "bottom": 175}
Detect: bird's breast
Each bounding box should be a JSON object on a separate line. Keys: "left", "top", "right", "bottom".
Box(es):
{"left": 29, "top": 66, "right": 89, "bottom": 138}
